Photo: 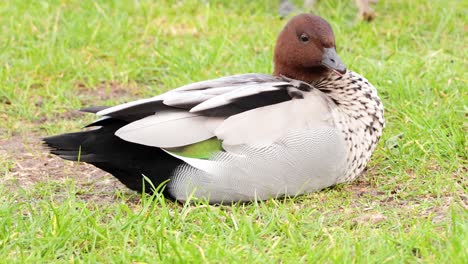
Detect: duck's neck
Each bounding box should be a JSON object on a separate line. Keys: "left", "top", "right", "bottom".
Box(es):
{"left": 313, "top": 71, "right": 385, "bottom": 182}
{"left": 273, "top": 64, "right": 331, "bottom": 84}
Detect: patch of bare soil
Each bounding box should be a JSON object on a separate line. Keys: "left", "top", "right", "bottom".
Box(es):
{"left": 0, "top": 133, "right": 136, "bottom": 203}
{"left": 0, "top": 82, "right": 147, "bottom": 204}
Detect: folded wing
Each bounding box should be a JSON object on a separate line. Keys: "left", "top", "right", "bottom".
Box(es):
{"left": 93, "top": 73, "right": 332, "bottom": 150}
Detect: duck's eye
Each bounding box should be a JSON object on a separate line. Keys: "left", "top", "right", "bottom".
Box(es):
{"left": 299, "top": 33, "right": 310, "bottom": 43}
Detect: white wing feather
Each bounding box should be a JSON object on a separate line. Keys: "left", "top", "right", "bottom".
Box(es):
{"left": 189, "top": 82, "right": 288, "bottom": 112}
{"left": 115, "top": 109, "right": 223, "bottom": 148}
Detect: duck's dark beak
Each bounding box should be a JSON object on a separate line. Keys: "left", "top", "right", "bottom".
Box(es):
{"left": 321, "top": 48, "right": 347, "bottom": 75}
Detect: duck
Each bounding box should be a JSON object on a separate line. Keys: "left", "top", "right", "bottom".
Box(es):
{"left": 44, "top": 14, "right": 385, "bottom": 203}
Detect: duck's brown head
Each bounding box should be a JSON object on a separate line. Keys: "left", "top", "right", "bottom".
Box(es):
{"left": 273, "top": 14, "right": 346, "bottom": 83}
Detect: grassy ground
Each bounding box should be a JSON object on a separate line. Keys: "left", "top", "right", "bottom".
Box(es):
{"left": 0, "top": 0, "right": 466, "bottom": 263}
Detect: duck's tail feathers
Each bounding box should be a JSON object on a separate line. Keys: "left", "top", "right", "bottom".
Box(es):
{"left": 43, "top": 118, "right": 182, "bottom": 195}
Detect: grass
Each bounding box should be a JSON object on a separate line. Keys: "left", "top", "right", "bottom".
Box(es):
{"left": 0, "top": 0, "right": 466, "bottom": 262}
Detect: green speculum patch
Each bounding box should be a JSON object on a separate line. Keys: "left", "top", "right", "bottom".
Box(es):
{"left": 165, "top": 138, "right": 223, "bottom": 159}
